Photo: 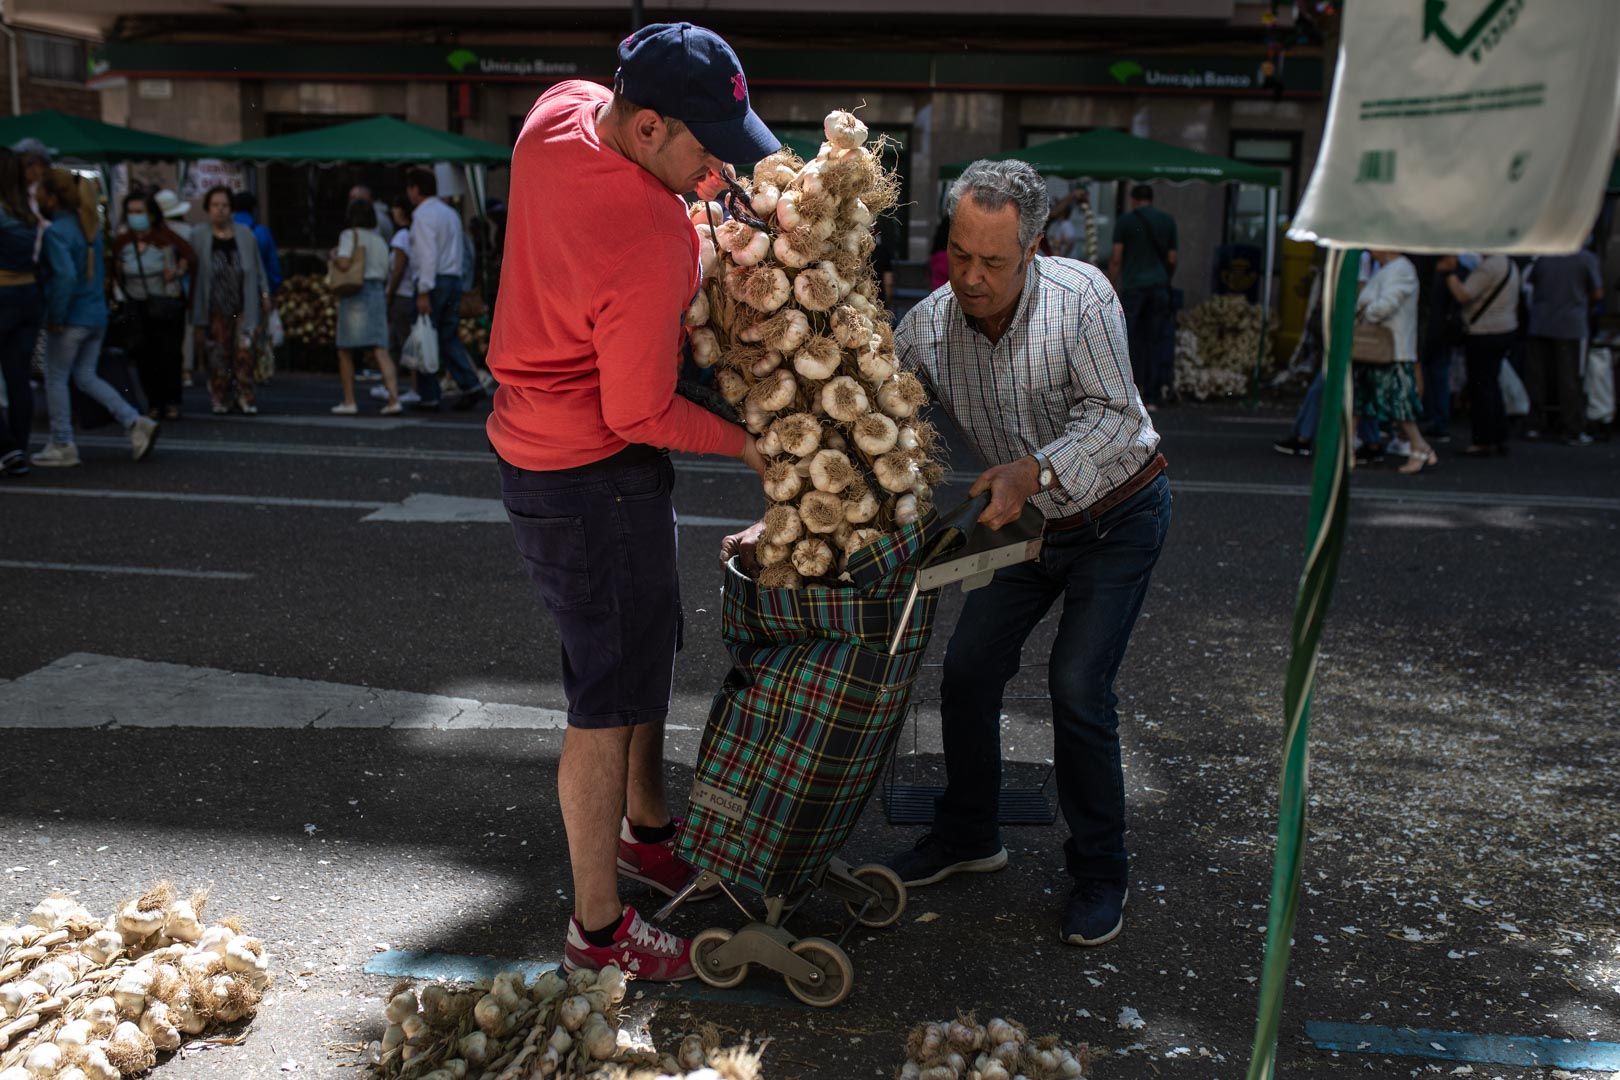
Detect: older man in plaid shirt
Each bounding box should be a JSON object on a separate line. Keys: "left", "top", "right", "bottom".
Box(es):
{"left": 886, "top": 159, "right": 1171, "bottom": 947}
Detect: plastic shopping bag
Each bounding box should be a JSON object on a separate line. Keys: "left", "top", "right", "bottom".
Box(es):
{"left": 402, "top": 314, "right": 440, "bottom": 375}
{"left": 1499, "top": 358, "right": 1530, "bottom": 417}
{"left": 1587, "top": 345, "right": 1616, "bottom": 424}
{"left": 267, "top": 307, "right": 286, "bottom": 349}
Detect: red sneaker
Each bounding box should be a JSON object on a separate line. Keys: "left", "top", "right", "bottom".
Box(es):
{"left": 617, "top": 818, "right": 704, "bottom": 898}
{"left": 562, "top": 906, "right": 694, "bottom": 982}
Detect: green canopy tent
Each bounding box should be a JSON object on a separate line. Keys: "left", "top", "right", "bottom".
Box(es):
{"left": 940, "top": 129, "right": 1285, "bottom": 392}
{"left": 211, "top": 115, "right": 512, "bottom": 292}
{"left": 0, "top": 109, "right": 210, "bottom": 162}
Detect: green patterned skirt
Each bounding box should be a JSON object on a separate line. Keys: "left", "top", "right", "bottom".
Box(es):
{"left": 1354, "top": 360, "right": 1422, "bottom": 423}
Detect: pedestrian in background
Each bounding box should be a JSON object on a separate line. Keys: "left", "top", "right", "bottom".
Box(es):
{"left": 230, "top": 190, "right": 283, "bottom": 296}
{"left": 1438, "top": 251, "right": 1518, "bottom": 457}
{"left": 405, "top": 168, "right": 484, "bottom": 410}
{"left": 384, "top": 196, "right": 419, "bottom": 401}
{"left": 329, "top": 199, "right": 400, "bottom": 416}
{"left": 1353, "top": 250, "right": 1436, "bottom": 474}
{"left": 1419, "top": 257, "right": 1465, "bottom": 444}
{"left": 31, "top": 170, "right": 158, "bottom": 468}
{"left": 0, "top": 148, "right": 40, "bottom": 476}
{"left": 1109, "top": 184, "right": 1178, "bottom": 408}
{"left": 1524, "top": 249, "right": 1602, "bottom": 446}
{"left": 190, "top": 185, "right": 263, "bottom": 415}
{"left": 111, "top": 191, "right": 194, "bottom": 421}
{"left": 349, "top": 183, "right": 393, "bottom": 241}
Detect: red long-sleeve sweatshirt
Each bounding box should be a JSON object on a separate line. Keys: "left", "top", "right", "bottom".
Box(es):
{"left": 485, "top": 81, "right": 746, "bottom": 470}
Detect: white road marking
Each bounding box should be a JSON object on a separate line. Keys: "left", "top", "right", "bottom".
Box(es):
{"left": 68, "top": 436, "right": 1620, "bottom": 512}
{"left": 0, "top": 653, "right": 571, "bottom": 730}
{"left": 0, "top": 486, "right": 387, "bottom": 510}
{"left": 0, "top": 559, "right": 253, "bottom": 581}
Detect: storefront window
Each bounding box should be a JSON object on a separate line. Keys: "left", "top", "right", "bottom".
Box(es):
{"left": 1225, "top": 133, "right": 1298, "bottom": 249}
{"left": 24, "top": 33, "right": 85, "bottom": 84}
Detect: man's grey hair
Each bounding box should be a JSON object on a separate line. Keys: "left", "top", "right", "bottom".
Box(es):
{"left": 946, "top": 159, "right": 1049, "bottom": 251}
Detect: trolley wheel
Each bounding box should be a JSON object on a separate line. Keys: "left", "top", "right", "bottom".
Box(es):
{"left": 844, "top": 863, "right": 907, "bottom": 929}
{"left": 690, "top": 927, "right": 749, "bottom": 989}
{"left": 783, "top": 937, "right": 854, "bottom": 1008}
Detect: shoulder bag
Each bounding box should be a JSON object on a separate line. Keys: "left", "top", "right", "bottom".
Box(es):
{"left": 326, "top": 229, "right": 366, "bottom": 297}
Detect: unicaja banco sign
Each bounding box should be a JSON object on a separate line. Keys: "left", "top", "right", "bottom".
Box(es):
{"left": 445, "top": 49, "right": 579, "bottom": 78}
{"left": 1109, "top": 60, "right": 1257, "bottom": 90}
{"left": 1423, "top": 0, "right": 1524, "bottom": 63}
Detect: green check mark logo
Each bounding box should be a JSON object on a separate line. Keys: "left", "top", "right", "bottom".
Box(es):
{"left": 1109, "top": 60, "right": 1144, "bottom": 84}
{"left": 1423, "top": 0, "right": 1513, "bottom": 56}
{"left": 447, "top": 49, "right": 479, "bottom": 73}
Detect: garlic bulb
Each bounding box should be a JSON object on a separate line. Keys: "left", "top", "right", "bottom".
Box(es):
{"left": 106, "top": 1021, "right": 157, "bottom": 1075}
{"left": 678, "top": 1033, "right": 707, "bottom": 1072}
{"left": 28, "top": 896, "right": 84, "bottom": 930}
{"left": 756, "top": 541, "right": 791, "bottom": 567}
{"left": 875, "top": 452, "right": 919, "bottom": 494}
{"left": 697, "top": 234, "right": 719, "bottom": 278}
{"left": 385, "top": 989, "right": 418, "bottom": 1025}
{"left": 473, "top": 993, "right": 504, "bottom": 1036}
{"left": 224, "top": 937, "right": 270, "bottom": 986}
{"left": 876, "top": 372, "right": 926, "bottom": 419}
{"left": 687, "top": 200, "right": 723, "bottom": 227}
{"left": 798, "top": 491, "right": 845, "bottom": 535}
{"left": 757, "top": 562, "right": 802, "bottom": 588}
{"left": 808, "top": 449, "right": 856, "bottom": 494}
{"left": 843, "top": 484, "right": 879, "bottom": 524}
{"left": 792, "top": 538, "right": 835, "bottom": 578}
{"left": 23, "top": 1044, "right": 62, "bottom": 1077}
{"left": 770, "top": 413, "right": 820, "bottom": 458}
{"left": 58, "top": 1018, "right": 94, "bottom": 1047}
{"left": 773, "top": 233, "right": 815, "bottom": 269}
{"left": 747, "top": 369, "right": 797, "bottom": 414}
{"left": 751, "top": 183, "right": 780, "bottom": 217}
{"left": 762, "top": 461, "right": 803, "bottom": 502}
{"left": 845, "top": 197, "right": 875, "bottom": 228}
{"left": 824, "top": 109, "right": 869, "bottom": 150}
{"left": 113, "top": 966, "right": 152, "bottom": 1018}
{"left": 141, "top": 1000, "right": 182, "bottom": 1052}
{"left": 844, "top": 527, "right": 883, "bottom": 554}
{"left": 162, "top": 899, "right": 204, "bottom": 943}
{"left": 79, "top": 1048, "right": 119, "bottom": 1080}
{"left": 580, "top": 1014, "right": 617, "bottom": 1060}
{"left": 594, "top": 965, "right": 626, "bottom": 1001}
{"left": 820, "top": 376, "right": 869, "bottom": 423}
{"left": 732, "top": 229, "right": 772, "bottom": 267}
{"left": 852, "top": 412, "right": 898, "bottom": 456}
{"left": 689, "top": 327, "right": 719, "bottom": 369}
{"left": 117, "top": 900, "right": 166, "bottom": 941}
{"left": 458, "top": 1031, "right": 489, "bottom": 1066}
{"left": 684, "top": 290, "right": 709, "bottom": 328}
{"left": 549, "top": 1027, "right": 573, "bottom": 1054}
{"left": 855, "top": 342, "right": 896, "bottom": 383}
{"left": 775, "top": 190, "right": 803, "bottom": 231}
{"left": 739, "top": 266, "right": 791, "bottom": 313}
{"left": 791, "top": 335, "right": 841, "bottom": 381}
{"left": 84, "top": 996, "right": 118, "bottom": 1035}
{"left": 716, "top": 368, "right": 748, "bottom": 406}
{"left": 762, "top": 504, "right": 804, "bottom": 545}
{"left": 195, "top": 925, "right": 235, "bottom": 956}
{"left": 793, "top": 266, "right": 840, "bottom": 311}
{"left": 831, "top": 306, "right": 873, "bottom": 350}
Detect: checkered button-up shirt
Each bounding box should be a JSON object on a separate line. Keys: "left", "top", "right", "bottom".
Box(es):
{"left": 895, "top": 256, "right": 1160, "bottom": 519}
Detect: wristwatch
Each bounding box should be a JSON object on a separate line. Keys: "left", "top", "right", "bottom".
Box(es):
{"left": 1032, "top": 452, "right": 1056, "bottom": 491}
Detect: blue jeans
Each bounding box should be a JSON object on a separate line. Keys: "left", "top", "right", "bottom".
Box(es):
{"left": 1121, "top": 286, "right": 1175, "bottom": 403}
{"left": 1420, "top": 343, "right": 1454, "bottom": 435}
{"left": 415, "top": 275, "right": 480, "bottom": 403}
{"left": 934, "top": 474, "right": 1172, "bottom": 886}
{"left": 45, "top": 325, "right": 135, "bottom": 445}
{"left": 0, "top": 285, "right": 40, "bottom": 454}
{"left": 1292, "top": 371, "right": 1382, "bottom": 446}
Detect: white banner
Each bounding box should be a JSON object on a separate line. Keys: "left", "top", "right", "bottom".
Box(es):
{"left": 1291, "top": 0, "right": 1620, "bottom": 254}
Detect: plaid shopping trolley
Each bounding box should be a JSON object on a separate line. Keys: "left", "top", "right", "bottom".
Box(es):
{"left": 658, "top": 504, "right": 975, "bottom": 1006}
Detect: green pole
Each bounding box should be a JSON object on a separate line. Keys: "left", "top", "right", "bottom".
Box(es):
{"left": 1245, "top": 245, "right": 1361, "bottom": 1080}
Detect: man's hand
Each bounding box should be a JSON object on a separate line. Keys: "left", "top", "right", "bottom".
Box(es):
{"left": 694, "top": 166, "right": 736, "bottom": 203}
{"left": 720, "top": 519, "right": 765, "bottom": 570}
{"left": 740, "top": 435, "right": 767, "bottom": 477}
{"left": 1435, "top": 254, "right": 1459, "bottom": 273}
{"left": 970, "top": 456, "right": 1042, "bottom": 530}
{"left": 415, "top": 293, "right": 431, "bottom": 317}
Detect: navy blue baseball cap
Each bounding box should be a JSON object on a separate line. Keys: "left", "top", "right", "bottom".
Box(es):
{"left": 615, "top": 22, "right": 780, "bottom": 165}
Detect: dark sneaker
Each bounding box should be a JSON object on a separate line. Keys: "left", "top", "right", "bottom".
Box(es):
{"left": 1061, "top": 880, "right": 1128, "bottom": 947}
{"left": 1272, "top": 437, "right": 1312, "bottom": 457}
{"left": 0, "top": 450, "right": 28, "bottom": 477}
{"left": 562, "top": 906, "right": 694, "bottom": 982}
{"left": 1354, "top": 443, "right": 1386, "bottom": 465}
{"left": 884, "top": 832, "right": 1008, "bottom": 888}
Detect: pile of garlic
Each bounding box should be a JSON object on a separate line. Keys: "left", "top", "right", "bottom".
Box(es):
{"left": 0, "top": 884, "right": 270, "bottom": 1079}
{"left": 688, "top": 108, "right": 943, "bottom": 587}
{"left": 370, "top": 969, "right": 761, "bottom": 1080}
{"left": 900, "top": 1017, "right": 1089, "bottom": 1080}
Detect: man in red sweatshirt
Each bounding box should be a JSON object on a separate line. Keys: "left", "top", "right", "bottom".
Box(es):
{"left": 486, "top": 23, "right": 775, "bottom": 981}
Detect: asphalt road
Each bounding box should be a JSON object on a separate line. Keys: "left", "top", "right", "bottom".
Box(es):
{"left": 2, "top": 374, "right": 1617, "bottom": 1079}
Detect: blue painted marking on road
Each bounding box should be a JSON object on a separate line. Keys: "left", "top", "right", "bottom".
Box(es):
{"left": 364, "top": 950, "right": 802, "bottom": 1009}
{"left": 1306, "top": 1021, "right": 1620, "bottom": 1069}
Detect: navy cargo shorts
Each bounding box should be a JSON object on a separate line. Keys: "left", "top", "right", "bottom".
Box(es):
{"left": 498, "top": 447, "right": 681, "bottom": 729}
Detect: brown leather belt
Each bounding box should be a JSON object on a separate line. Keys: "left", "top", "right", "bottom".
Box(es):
{"left": 1045, "top": 453, "right": 1167, "bottom": 533}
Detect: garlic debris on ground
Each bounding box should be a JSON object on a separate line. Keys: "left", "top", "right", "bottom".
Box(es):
{"left": 902, "top": 1015, "right": 1087, "bottom": 1080}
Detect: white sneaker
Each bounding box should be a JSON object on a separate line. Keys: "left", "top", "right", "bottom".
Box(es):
{"left": 129, "top": 416, "right": 160, "bottom": 461}
{"left": 31, "top": 441, "right": 79, "bottom": 468}
{"left": 368, "top": 385, "right": 390, "bottom": 400}
{"left": 397, "top": 390, "right": 422, "bottom": 405}
{"left": 1386, "top": 436, "right": 1411, "bottom": 457}
{"left": 330, "top": 402, "right": 358, "bottom": 415}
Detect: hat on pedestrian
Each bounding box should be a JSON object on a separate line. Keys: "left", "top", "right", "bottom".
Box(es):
{"left": 153, "top": 189, "right": 190, "bottom": 219}
{"left": 614, "top": 22, "right": 779, "bottom": 166}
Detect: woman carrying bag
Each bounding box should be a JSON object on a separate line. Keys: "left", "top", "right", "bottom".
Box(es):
{"left": 329, "top": 199, "right": 400, "bottom": 415}
{"left": 111, "top": 192, "right": 194, "bottom": 421}
{"left": 1353, "top": 249, "right": 1437, "bottom": 475}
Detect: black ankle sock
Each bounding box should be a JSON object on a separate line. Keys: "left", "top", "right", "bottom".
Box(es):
{"left": 581, "top": 915, "right": 622, "bottom": 947}
{"left": 629, "top": 820, "right": 676, "bottom": 844}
